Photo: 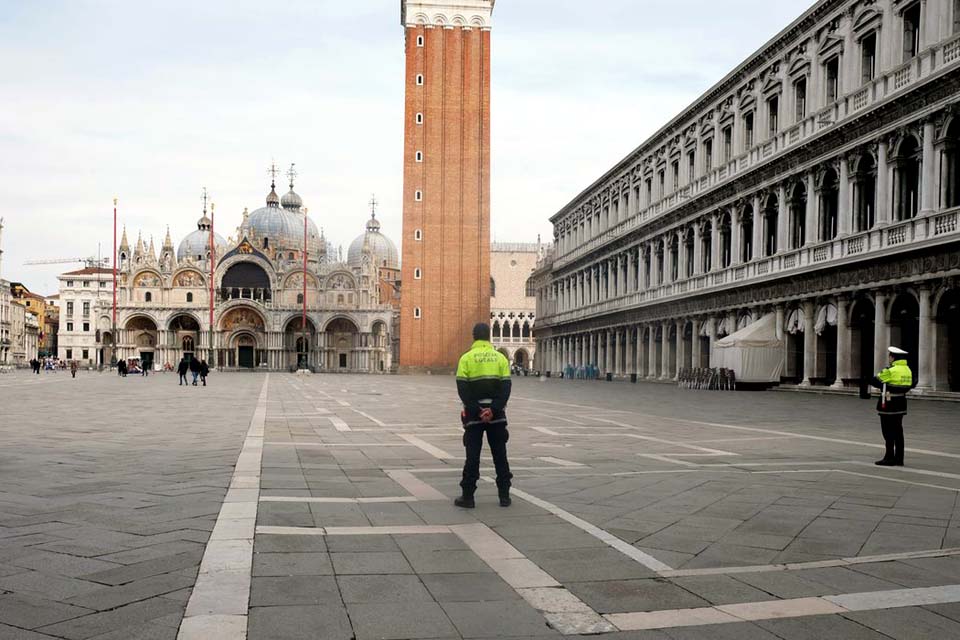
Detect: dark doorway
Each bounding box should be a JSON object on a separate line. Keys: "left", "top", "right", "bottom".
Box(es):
{"left": 819, "top": 325, "right": 837, "bottom": 385}
{"left": 787, "top": 333, "right": 804, "bottom": 383}
{"left": 339, "top": 353, "right": 348, "bottom": 369}
{"left": 238, "top": 346, "right": 255, "bottom": 369}
{"left": 937, "top": 290, "right": 960, "bottom": 391}
{"left": 140, "top": 352, "right": 154, "bottom": 371}
{"left": 850, "top": 298, "right": 875, "bottom": 383}
{"left": 889, "top": 294, "right": 920, "bottom": 373}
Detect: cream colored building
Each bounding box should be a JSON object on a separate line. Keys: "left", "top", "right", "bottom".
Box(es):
{"left": 534, "top": 0, "right": 960, "bottom": 394}
{"left": 63, "top": 169, "right": 400, "bottom": 372}
{"left": 0, "top": 279, "right": 11, "bottom": 365}
{"left": 490, "top": 242, "right": 548, "bottom": 370}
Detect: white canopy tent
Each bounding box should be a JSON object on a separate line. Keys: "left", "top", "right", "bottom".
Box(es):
{"left": 712, "top": 312, "right": 784, "bottom": 384}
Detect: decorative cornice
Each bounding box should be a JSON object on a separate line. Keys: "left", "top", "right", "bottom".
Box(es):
{"left": 401, "top": 0, "right": 494, "bottom": 29}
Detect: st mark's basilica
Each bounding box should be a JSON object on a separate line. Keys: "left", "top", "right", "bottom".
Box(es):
{"left": 97, "top": 167, "right": 399, "bottom": 372}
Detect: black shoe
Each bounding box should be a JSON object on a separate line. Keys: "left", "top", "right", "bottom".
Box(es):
{"left": 875, "top": 459, "right": 895, "bottom": 466}
{"left": 454, "top": 496, "right": 475, "bottom": 509}
{"left": 499, "top": 494, "right": 511, "bottom": 507}
{"left": 894, "top": 460, "right": 904, "bottom": 466}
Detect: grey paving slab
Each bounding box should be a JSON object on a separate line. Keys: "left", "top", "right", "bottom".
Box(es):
{"left": 670, "top": 574, "right": 778, "bottom": 606}
{"left": 754, "top": 613, "right": 894, "bottom": 639}
{"left": 36, "top": 597, "right": 182, "bottom": 640}
{"left": 252, "top": 552, "right": 333, "bottom": 577}
{"left": 566, "top": 579, "right": 711, "bottom": 614}
{"left": 421, "top": 572, "right": 522, "bottom": 602}
{"left": 249, "top": 576, "right": 341, "bottom": 607}
{"left": 842, "top": 606, "right": 960, "bottom": 639}
{"left": 524, "top": 548, "right": 656, "bottom": 582}
{"left": 330, "top": 551, "right": 413, "bottom": 575}
{"left": 247, "top": 605, "right": 352, "bottom": 640}
{"left": 254, "top": 533, "right": 327, "bottom": 553}
{"left": 346, "top": 601, "right": 459, "bottom": 640}
{"left": 337, "top": 574, "right": 433, "bottom": 603}
{"left": 0, "top": 593, "right": 91, "bottom": 630}
{"left": 441, "top": 600, "right": 558, "bottom": 637}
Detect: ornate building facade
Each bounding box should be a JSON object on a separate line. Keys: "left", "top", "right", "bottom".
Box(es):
{"left": 533, "top": 0, "right": 960, "bottom": 394}
{"left": 398, "top": 0, "right": 494, "bottom": 371}
{"left": 490, "top": 242, "right": 547, "bottom": 370}
{"left": 62, "top": 171, "right": 399, "bottom": 372}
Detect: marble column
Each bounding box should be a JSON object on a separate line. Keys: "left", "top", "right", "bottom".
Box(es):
{"left": 752, "top": 195, "right": 763, "bottom": 261}
{"left": 691, "top": 319, "right": 702, "bottom": 367}
{"left": 876, "top": 140, "right": 890, "bottom": 226}
{"left": 710, "top": 214, "right": 720, "bottom": 271}
{"left": 626, "top": 252, "right": 635, "bottom": 293}
{"left": 605, "top": 330, "right": 613, "bottom": 376}
{"left": 661, "top": 321, "right": 672, "bottom": 379}
{"left": 635, "top": 326, "right": 644, "bottom": 376}
{"left": 873, "top": 290, "right": 889, "bottom": 373}
{"left": 801, "top": 300, "right": 816, "bottom": 385}
{"left": 838, "top": 155, "right": 851, "bottom": 237}
{"left": 773, "top": 184, "right": 787, "bottom": 255}
{"left": 805, "top": 172, "right": 818, "bottom": 245}
{"left": 692, "top": 224, "right": 702, "bottom": 276}
{"left": 917, "top": 287, "right": 934, "bottom": 390}
{"left": 675, "top": 319, "right": 685, "bottom": 377}
{"left": 731, "top": 208, "right": 742, "bottom": 265}
{"left": 921, "top": 119, "right": 937, "bottom": 215}
{"left": 833, "top": 296, "right": 851, "bottom": 387}
{"left": 648, "top": 327, "right": 657, "bottom": 378}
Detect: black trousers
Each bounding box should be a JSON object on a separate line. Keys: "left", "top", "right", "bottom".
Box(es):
{"left": 179, "top": 373, "right": 187, "bottom": 385}
{"left": 879, "top": 414, "right": 905, "bottom": 463}
{"left": 460, "top": 424, "right": 512, "bottom": 497}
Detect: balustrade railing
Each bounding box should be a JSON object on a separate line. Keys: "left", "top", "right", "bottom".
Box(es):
{"left": 549, "top": 36, "right": 960, "bottom": 271}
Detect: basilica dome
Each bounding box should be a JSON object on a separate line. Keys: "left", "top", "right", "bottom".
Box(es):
{"left": 246, "top": 182, "right": 321, "bottom": 256}
{"left": 347, "top": 213, "right": 399, "bottom": 269}
{"left": 177, "top": 214, "right": 228, "bottom": 261}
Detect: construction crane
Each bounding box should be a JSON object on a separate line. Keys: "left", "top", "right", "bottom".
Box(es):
{"left": 24, "top": 257, "right": 110, "bottom": 268}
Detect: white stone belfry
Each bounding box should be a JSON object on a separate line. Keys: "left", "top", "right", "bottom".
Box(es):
{"left": 401, "top": 0, "right": 494, "bottom": 28}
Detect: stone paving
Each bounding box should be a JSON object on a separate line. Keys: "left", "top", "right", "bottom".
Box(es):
{"left": 0, "top": 369, "right": 959, "bottom": 639}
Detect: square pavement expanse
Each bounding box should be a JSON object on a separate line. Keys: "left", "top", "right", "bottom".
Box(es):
{"left": 0, "top": 369, "right": 959, "bottom": 639}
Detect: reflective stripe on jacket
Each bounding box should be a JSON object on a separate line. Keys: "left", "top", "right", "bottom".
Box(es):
{"left": 456, "top": 340, "right": 512, "bottom": 426}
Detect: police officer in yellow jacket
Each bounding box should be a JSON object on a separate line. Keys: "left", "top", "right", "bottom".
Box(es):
{"left": 454, "top": 322, "right": 513, "bottom": 508}
{"left": 870, "top": 346, "right": 915, "bottom": 466}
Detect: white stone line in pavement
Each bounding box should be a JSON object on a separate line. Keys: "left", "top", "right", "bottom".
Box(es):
{"left": 396, "top": 433, "right": 455, "bottom": 459}
{"left": 385, "top": 469, "right": 448, "bottom": 500}
{"left": 591, "top": 418, "right": 738, "bottom": 456}
{"left": 638, "top": 454, "right": 700, "bottom": 467}
{"left": 265, "top": 442, "right": 412, "bottom": 447}
{"left": 607, "top": 583, "right": 960, "bottom": 631}
{"left": 535, "top": 456, "right": 585, "bottom": 467}
{"left": 256, "top": 525, "right": 451, "bottom": 536}
{"left": 349, "top": 407, "right": 386, "bottom": 426}
{"left": 450, "top": 523, "right": 615, "bottom": 635}
{"left": 329, "top": 416, "right": 351, "bottom": 432}
{"left": 178, "top": 374, "right": 269, "bottom": 640}
{"left": 507, "top": 486, "right": 673, "bottom": 573}
{"left": 659, "top": 547, "right": 960, "bottom": 578}
{"left": 847, "top": 461, "right": 960, "bottom": 481}
{"left": 514, "top": 395, "right": 960, "bottom": 460}
{"left": 260, "top": 496, "right": 419, "bottom": 504}
{"left": 750, "top": 468, "right": 960, "bottom": 493}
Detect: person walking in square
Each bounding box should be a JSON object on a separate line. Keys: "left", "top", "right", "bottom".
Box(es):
{"left": 870, "top": 346, "right": 915, "bottom": 466}
{"left": 189, "top": 357, "right": 200, "bottom": 386}
{"left": 454, "top": 322, "right": 513, "bottom": 508}
{"left": 199, "top": 359, "right": 209, "bottom": 387}
{"left": 69, "top": 360, "right": 78, "bottom": 379}
{"left": 177, "top": 357, "right": 189, "bottom": 386}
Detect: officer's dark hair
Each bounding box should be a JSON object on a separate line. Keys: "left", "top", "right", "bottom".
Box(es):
{"left": 472, "top": 322, "right": 491, "bottom": 341}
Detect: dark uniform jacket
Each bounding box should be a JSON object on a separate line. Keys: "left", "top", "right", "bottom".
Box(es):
{"left": 456, "top": 340, "right": 512, "bottom": 427}
{"left": 870, "top": 359, "right": 915, "bottom": 415}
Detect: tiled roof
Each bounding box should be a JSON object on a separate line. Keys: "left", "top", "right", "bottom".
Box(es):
{"left": 62, "top": 267, "right": 114, "bottom": 276}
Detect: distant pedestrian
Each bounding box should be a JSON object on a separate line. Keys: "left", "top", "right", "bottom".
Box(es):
{"left": 118, "top": 359, "right": 127, "bottom": 377}
{"left": 199, "top": 359, "right": 209, "bottom": 387}
{"left": 454, "top": 322, "right": 513, "bottom": 509}
{"left": 70, "top": 360, "right": 78, "bottom": 379}
{"left": 177, "top": 358, "right": 189, "bottom": 386}
{"left": 189, "top": 357, "right": 200, "bottom": 386}
{"left": 870, "top": 346, "right": 916, "bottom": 466}
{"left": 142, "top": 361, "right": 149, "bottom": 377}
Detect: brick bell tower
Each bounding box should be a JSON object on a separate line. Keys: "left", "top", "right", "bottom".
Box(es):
{"left": 399, "top": 0, "right": 494, "bottom": 372}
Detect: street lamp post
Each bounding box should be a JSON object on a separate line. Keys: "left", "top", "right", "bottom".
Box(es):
{"left": 110, "top": 198, "right": 117, "bottom": 369}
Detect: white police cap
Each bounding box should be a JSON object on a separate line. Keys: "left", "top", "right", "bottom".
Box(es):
{"left": 888, "top": 346, "right": 908, "bottom": 356}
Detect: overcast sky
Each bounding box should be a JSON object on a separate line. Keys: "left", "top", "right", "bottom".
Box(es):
{"left": 0, "top": 0, "right": 813, "bottom": 294}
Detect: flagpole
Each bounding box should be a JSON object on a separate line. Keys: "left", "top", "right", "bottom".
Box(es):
{"left": 209, "top": 202, "right": 216, "bottom": 367}
{"left": 111, "top": 198, "right": 117, "bottom": 369}
{"left": 302, "top": 208, "right": 308, "bottom": 370}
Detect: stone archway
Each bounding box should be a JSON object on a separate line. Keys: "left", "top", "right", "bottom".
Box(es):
{"left": 889, "top": 293, "right": 920, "bottom": 374}
{"left": 849, "top": 297, "right": 875, "bottom": 384}
{"left": 168, "top": 313, "right": 201, "bottom": 365}
{"left": 324, "top": 317, "right": 359, "bottom": 371}
{"left": 124, "top": 316, "right": 158, "bottom": 370}
{"left": 284, "top": 317, "right": 317, "bottom": 370}
{"left": 934, "top": 289, "right": 960, "bottom": 391}
{"left": 219, "top": 307, "right": 267, "bottom": 369}
{"left": 514, "top": 348, "right": 529, "bottom": 369}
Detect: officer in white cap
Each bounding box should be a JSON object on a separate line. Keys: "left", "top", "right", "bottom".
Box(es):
{"left": 868, "top": 346, "right": 915, "bottom": 466}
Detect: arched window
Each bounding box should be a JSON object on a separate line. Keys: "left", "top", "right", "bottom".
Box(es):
{"left": 297, "top": 293, "right": 304, "bottom": 304}
{"left": 763, "top": 195, "right": 778, "bottom": 256}
{"left": 492, "top": 322, "right": 501, "bottom": 339}
{"left": 893, "top": 135, "right": 921, "bottom": 221}
{"left": 700, "top": 222, "right": 712, "bottom": 273}
{"left": 490, "top": 277, "right": 496, "bottom": 297}
{"left": 740, "top": 205, "right": 754, "bottom": 262}
{"left": 512, "top": 322, "right": 521, "bottom": 338}
{"left": 183, "top": 336, "right": 194, "bottom": 352}
{"left": 684, "top": 229, "right": 695, "bottom": 277}
{"left": 853, "top": 152, "right": 877, "bottom": 232}
{"left": 186, "top": 292, "right": 193, "bottom": 303}
{"left": 145, "top": 292, "right": 152, "bottom": 302}
{"left": 263, "top": 237, "right": 270, "bottom": 249}
{"left": 818, "top": 167, "right": 840, "bottom": 240}
{"left": 789, "top": 182, "right": 807, "bottom": 249}
{"left": 720, "top": 213, "right": 732, "bottom": 268}
{"left": 524, "top": 278, "right": 535, "bottom": 297}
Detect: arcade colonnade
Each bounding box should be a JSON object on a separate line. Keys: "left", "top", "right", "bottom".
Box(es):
{"left": 536, "top": 279, "right": 960, "bottom": 393}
